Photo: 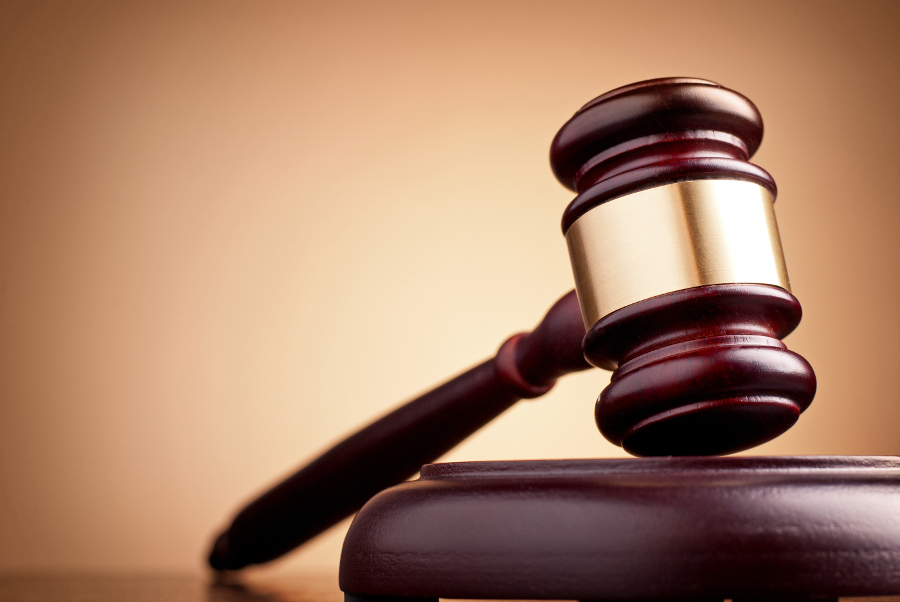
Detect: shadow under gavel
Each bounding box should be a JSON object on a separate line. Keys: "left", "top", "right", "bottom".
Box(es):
{"left": 208, "top": 290, "right": 590, "bottom": 571}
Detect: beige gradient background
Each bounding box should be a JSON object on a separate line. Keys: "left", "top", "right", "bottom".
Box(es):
{"left": 1, "top": 0, "right": 899, "bottom": 577}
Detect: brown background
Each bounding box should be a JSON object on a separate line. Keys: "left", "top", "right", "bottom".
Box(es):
{"left": 1, "top": 0, "right": 898, "bottom": 578}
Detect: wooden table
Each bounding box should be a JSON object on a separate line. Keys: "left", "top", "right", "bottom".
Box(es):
{"left": 0, "top": 573, "right": 345, "bottom": 602}
{"left": 1, "top": 574, "right": 899, "bottom": 602}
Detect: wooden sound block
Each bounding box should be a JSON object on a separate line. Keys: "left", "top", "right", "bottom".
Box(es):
{"left": 339, "top": 457, "right": 900, "bottom": 601}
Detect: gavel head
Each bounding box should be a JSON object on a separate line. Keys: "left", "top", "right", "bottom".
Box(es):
{"left": 551, "top": 78, "right": 816, "bottom": 457}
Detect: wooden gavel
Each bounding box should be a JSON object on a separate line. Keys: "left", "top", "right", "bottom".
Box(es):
{"left": 208, "top": 77, "right": 816, "bottom": 571}
{"left": 209, "top": 290, "right": 590, "bottom": 570}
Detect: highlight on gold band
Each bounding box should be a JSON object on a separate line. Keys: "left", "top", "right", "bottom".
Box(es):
{"left": 566, "top": 179, "right": 790, "bottom": 328}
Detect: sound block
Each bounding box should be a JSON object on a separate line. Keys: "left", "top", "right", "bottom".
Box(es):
{"left": 339, "top": 457, "right": 900, "bottom": 601}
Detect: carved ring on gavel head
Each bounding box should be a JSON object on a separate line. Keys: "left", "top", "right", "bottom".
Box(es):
{"left": 550, "top": 78, "right": 817, "bottom": 457}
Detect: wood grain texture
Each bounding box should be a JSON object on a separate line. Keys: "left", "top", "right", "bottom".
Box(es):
{"left": 2, "top": 573, "right": 888, "bottom": 602}
{"left": 340, "top": 457, "right": 900, "bottom": 600}
{"left": 0, "top": 573, "right": 346, "bottom": 602}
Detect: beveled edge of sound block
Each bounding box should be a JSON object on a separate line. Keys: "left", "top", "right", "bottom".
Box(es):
{"left": 339, "top": 457, "right": 900, "bottom": 601}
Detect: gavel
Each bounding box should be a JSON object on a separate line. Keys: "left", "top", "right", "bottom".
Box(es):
{"left": 209, "top": 77, "right": 818, "bottom": 572}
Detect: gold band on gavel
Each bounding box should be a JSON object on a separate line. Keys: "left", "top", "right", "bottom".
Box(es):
{"left": 566, "top": 179, "right": 791, "bottom": 329}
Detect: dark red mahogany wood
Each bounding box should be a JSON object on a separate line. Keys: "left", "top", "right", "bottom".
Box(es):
{"left": 208, "top": 291, "right": 588, "bottom": 570}
{"left": 551, "top": 78, "right": 815, "bottom": 456}
{"left": 591, "top": 284, "right": 816, "bottom": 456}
{"left": 551, "top": 77, "right": 775, "bottom": 233}
{"left": 340, "top": 457, "right": 900, "bottom": 600}
{"left": 210, "top": 80, "right": 893, "bottom": 602}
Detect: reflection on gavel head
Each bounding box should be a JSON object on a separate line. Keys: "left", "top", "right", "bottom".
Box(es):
{"left": 551, "top": 78, "right": 816, "bottom": 457}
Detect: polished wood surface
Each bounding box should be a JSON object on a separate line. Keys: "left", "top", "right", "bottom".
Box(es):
{"left": 341, "top": 457, "right": 900, "bottom": 600}
{"left": 589, "top": 284, "right": 815, "bottom": 456}
{"left": 1, "top": 573, "right": 897, "bottom": 602}
{"left": 552, "top": 78, "right": 816, "bottom": 456}
{"left": 0, "top": 573, "right": 345, "bottom": 602}
{"left": 551, "top": 77, "right": 776, "bottom": 233}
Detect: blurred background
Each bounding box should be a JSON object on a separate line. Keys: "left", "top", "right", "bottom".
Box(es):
{"left": 1, "top": 0, "right": 898, "bottom": 578}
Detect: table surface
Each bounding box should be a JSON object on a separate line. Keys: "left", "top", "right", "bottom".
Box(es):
{"left": 0, "top": 574, "right": 899, "bottom": 602}
{"left": 0, "top": 573, "right": 339, "bottom": 602}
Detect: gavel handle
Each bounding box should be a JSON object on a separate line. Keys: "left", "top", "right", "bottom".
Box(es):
{"left": 208, "top": 290, "right": 589, "bottom": 571}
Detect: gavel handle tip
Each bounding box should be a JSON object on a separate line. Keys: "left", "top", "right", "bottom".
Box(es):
{"left": 208, "top": 531, "right": 244, "bottom": 571}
